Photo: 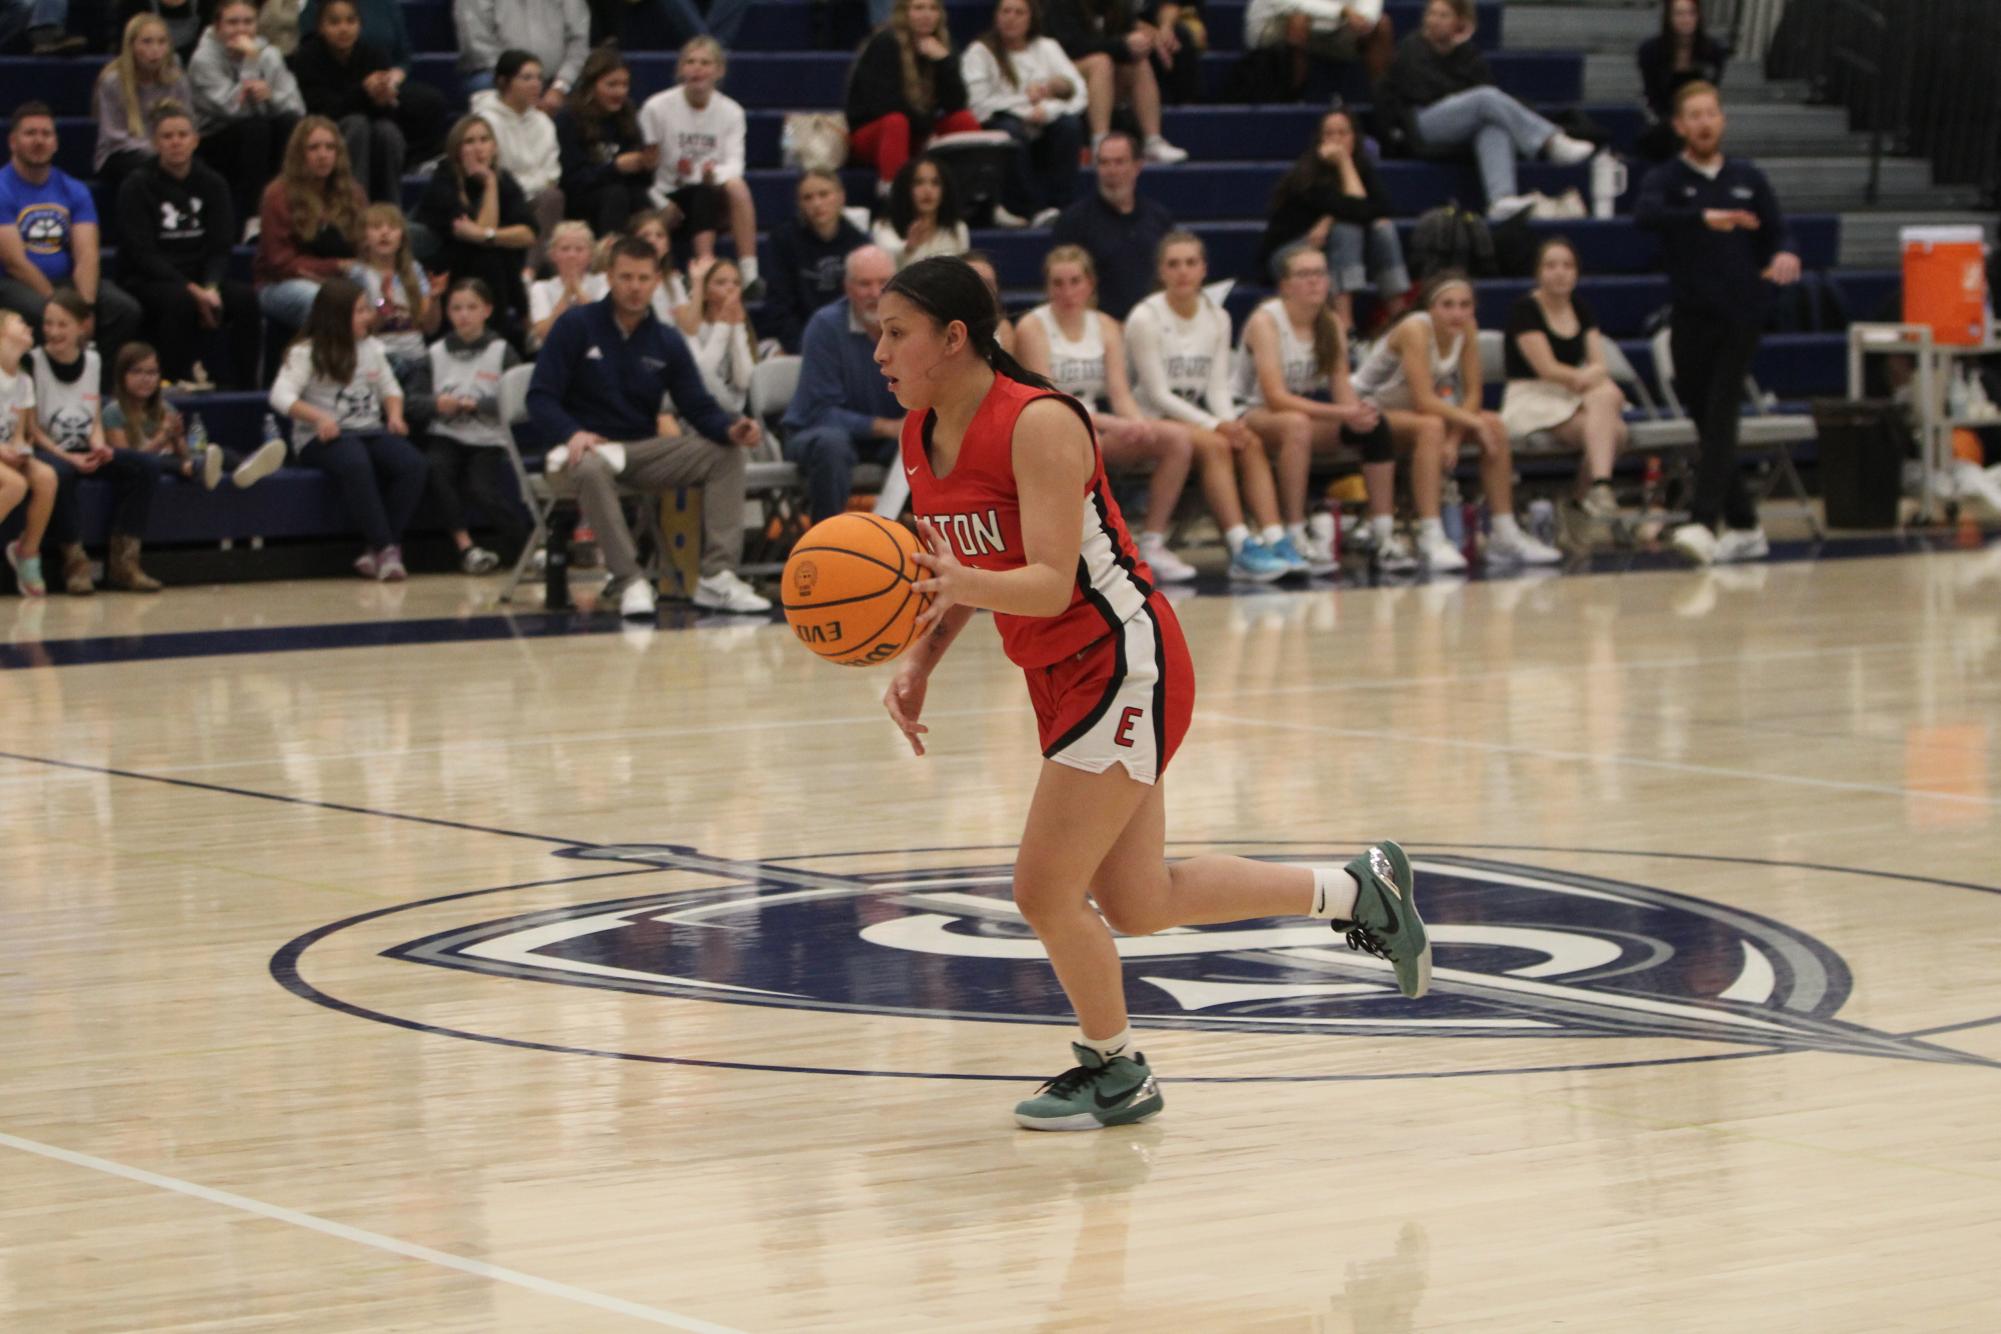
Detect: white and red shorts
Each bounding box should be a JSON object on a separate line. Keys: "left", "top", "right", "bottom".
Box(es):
{"left": 1026, "top": 593, "right": 1194, "bottom": 786}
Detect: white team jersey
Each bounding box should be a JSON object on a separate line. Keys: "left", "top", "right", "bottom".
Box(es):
{"left": 1235, "top": 297, "right": 1328, "bottom": 409}
{"left": 1026, "top": 303, "right": 1108, "bottom": 407}
{"left": 0, "top": 366, "right": 33, "bottom": 445}
{"left": 1352, "top": 312, "right": 1464, "bottom": 412}
{"left": 29, "top": 347, "right": 101, "bottom": 453}
{"left": 1126, "top": 291, "right": 1233, "bottom": 420}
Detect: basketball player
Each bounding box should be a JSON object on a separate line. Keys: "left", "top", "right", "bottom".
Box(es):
{"left": 875, "top": 257, "right": 1431, "bottom": 1130}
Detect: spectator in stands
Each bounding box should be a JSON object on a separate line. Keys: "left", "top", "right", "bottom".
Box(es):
{"left": 96, "top": 15, "right": 197, "bottom": 213}
{"left": 685, "top": 257, "right": 757, "bottom": 416}
{"left": 116, "top": 104, "right": 260, "bottom": 390}
{"left": 190, "top": 0, "right": 305, "bottom": 235}
{"left": 1638, "top": 81, "right": 1796, "bottom": 566}
{"left": 0, "top": 0, "right": 84, "bottom": 57}
{"left": 254, "top": 114, "right": 367, "bottom": 332}
{"left": 628, "top": 207, "right": 692, "bottom": 323}
{"left": 260, "top": 0, "right": 302, "bottom": 57}
{"left": 1353, "top": 270, "right": 1560, "bottom": 570}
{"left": 1016, "top": 243, "right": 1199, "bottom": 580}
{"left": 1048, "top": 129, "right": 1171, "bottom": 320}
{"left": 638, "top": 38, "right": 760, "bottom": 296}
{"left": 1126, "top": 230, "right": 1295, "bottom": 581}
{"left": 414, "top": 113, "right": 536, "bottom": 339}
{"left": 457, "top": 0, "right": 588, "bottom": 108}
{"left": 113, "top": 0, "right": 201, "bottom": 64}
{"left": 872, "top": 154, "right": 970, "bottom": 270}
{"left": 299, "top": 0, "right": 410, "bottom": 65}
{"left": 0, "top": 312, "right": 56, "bottom": 597}
{"left": 470, "top": 50, "right": 564, "bottom": 253}
{"left": 529, "top": 235, "right": 771, "bottom": 618}
{"left": 1381, "top": 0, "right": 1596, "bottom": 219}
{"left": 1502, "top": 236, "right": 1627, "bottom": 523}
{"left": 30, "top": 291, "right": 161, "bottom": 590}
{"left": 555, "top": 44, "right": 654, "bottom": 236}
{"left": 780, "top": 244, "right": 903, "bottom": 522}
{"left": 1260, "top": 107, "right": 1410, "bottom": 330}
{"left": 270, "top": 275, "right": 426, "bottom": 580}
{"left": 1143, "top": 1, "right": 1206, "bottom": 106}
{"left": 846, "top": 0, "right": 983, "bottom": 193}
{"left": 425, "top": 277, "right": 526, "bottom": 572}
{"left": 963, "top": 250, "right": 1015, "bottom": 353}
{"left": 105, "top": 341, "right": 286, "bottom": 490}
{"left": 290, "top": 0, "right": 447, "bottom": 203}
{"left": 1044, "top": 0, "right": 1188, "bottom": 163}
{"left": 963, "top": 0, "right": 1088, "bottom": 226}
{"left": 1636, "top": 0, "right": 1727, "bottom": 160}
{"left": 527, "top": 219, "right": 605, "bottom": 349}
{"left": 590, "top": 0, "right": 750, "bottom": 50}
{"left": 0, "top": 103, "right": 143, "bottom": 362}
{"left": 1239, "top": 242, "right": 1396, "bottom": 573}
{"left": 349, "top": 201, "right": 434, "bottom": 422}
{"left": 765, "top": 170, "right": 867, "bottom": 353}
{"left": 1243, "top": 0, "right": 1393, "bottom": 94}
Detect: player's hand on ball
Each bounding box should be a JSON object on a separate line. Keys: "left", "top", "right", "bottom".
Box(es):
{"left": 884, "top": 665, "right": 930, "bottom": 756}
{"left": 911, "top": 517, "right": 968, "bottom": 630}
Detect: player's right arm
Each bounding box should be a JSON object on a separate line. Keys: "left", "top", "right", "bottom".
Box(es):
{"left": 884, "top": 604, "right": 976, "bottom": 756}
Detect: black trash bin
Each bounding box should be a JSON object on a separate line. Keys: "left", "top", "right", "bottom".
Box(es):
{"left": 1809, "top": 398, "right": 1908, "bottom": 529}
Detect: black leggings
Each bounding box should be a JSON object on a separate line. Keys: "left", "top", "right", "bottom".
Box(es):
{"left": 1343, "top": 416, "right": 1395, "bottom": 464}
{"left": 423, "top": 438, "right": 530, "bottom": 556}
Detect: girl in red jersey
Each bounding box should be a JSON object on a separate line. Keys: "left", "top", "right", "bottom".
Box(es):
{"left": 875, "top": 257, "right": 1432, "bottom": 1130}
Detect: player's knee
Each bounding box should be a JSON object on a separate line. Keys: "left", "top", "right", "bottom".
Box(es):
{"left": 1414, "top": 418, "right": 1445, "bottom": 448}
{"left": 1096, "top": 897, "right": 1163, "bottom": 937}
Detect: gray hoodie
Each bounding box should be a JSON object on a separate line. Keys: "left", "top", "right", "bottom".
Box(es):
{"left": 188, "top": 27, "right": 305, "bottom": 136}
{"left": 454, "top": 0, "right": 591, "bottom": 93}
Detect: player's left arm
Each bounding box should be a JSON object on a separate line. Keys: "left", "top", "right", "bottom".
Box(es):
{"left": 912, "top": 397, "right": 1089, "bottom": 623}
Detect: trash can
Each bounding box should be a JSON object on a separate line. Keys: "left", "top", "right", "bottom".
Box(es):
{"left": 1810, "top": 398, "right": 1908, "bottom": 529}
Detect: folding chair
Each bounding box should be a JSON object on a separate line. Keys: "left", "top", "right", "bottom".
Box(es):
{"left": 497, "top": 363, "right": 553, "bottom": 603}
{"left": 743, "top": 355, "right": 807, "bottom": 574}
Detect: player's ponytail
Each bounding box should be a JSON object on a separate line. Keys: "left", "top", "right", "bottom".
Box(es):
{"left": 884, "top": 255, "right": 1060, "bottom": 394}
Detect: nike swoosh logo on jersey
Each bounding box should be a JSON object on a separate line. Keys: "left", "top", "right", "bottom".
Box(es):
{"left": 906, "top": 464, "right": 918, "bottom": 475}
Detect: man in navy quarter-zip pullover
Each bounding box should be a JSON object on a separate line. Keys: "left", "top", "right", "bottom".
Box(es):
{"left": 1636, "top": 80, "right": 1800, "bottom": 566}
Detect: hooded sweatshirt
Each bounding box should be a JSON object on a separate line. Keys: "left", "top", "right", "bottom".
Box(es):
{"left": 189, "top": 26, "right": 306, "bottom": 136}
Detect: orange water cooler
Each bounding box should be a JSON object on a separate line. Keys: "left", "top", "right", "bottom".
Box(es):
{"left": 1901, "top": 224, "right": 1990, "bottom": 345}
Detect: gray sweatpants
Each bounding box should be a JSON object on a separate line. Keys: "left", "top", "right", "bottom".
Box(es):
{"left": 546, "top": 434, "right": 746, "bottom": 584}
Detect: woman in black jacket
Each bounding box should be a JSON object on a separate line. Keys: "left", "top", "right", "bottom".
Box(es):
{"left": 1260, "top": 108, "right": 1411, "bottom": 328}
{"left": 844, "top": 0, "right": 982, "bottom": 193}
{"left": 554, "top": 44, "right": 655, "bottom": 234}
{"left": 415, "top": 114, "right": 537, "bottom": 340}
{"left": 1635, "top": 0, "right": 1728, "bottom": 158}
{"left": 1043, "top": 0, "right": 1185, "bottom": 162}
{"left": 289, "top": 0, "right": 445, "bottom": 201}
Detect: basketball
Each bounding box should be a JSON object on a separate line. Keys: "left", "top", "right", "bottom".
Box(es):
{"left": 782, "top": 513, "right": 933, "bottom": 667}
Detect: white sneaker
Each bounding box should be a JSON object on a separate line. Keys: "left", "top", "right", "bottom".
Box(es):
{"left": 201, "top": 445, "right": 224, "bottom": 490}
{"left": 618, "top": 578, "right": 657, "bottom": 620}
{"left": 1544, "top": 131, "right": 1597, "bottom": 165}
{"left": 1137, "top": 534, "right": 1197, "bottom": 583}
{"left": 1376, "top": 532, "right": 1418, "bottom": 573}
{"left": 1298, "top": 521, "right": 1338, "bottom": 574}
{"left": 1487, "top": 193, "right": 1535, "bottom": 221}
{"left": 1486, "top": 526, "right": 1562, "bottom": 565}
{"left": 1142, "top": 135, "right": 1188, "bottom": 164}
{"left": 460, "top": 545, "right": 500, "bottom": 575}
{"left": 1031, "top": 207, "right": 1062, "bottom": 228}
{"left": 1670, "top": 521, "right": 1719, "bottom": 565}
{"left": 1713, "top": 527, "right": 1770, "bottom": 564}
{"left": 692, "top": 568, "right": 772, "bottom": 614}
{"left": 990, "top": 204, "right": 1032, "bottom": 229}
{"left": 232, "top": 439, "right": 286, "bottom": 489}
{"left": 1578, "top": 482, "right": 1621, "bottom": 522}
{"left": 1418, "top": 531, "right": 1468, "bottom": 573}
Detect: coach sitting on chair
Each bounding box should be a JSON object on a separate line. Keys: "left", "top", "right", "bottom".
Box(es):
{"left": 529, "top": 234, "right": 771, "bottom": 619}
{"left": 780, "top": 244, "right": 904, "bottom": 523}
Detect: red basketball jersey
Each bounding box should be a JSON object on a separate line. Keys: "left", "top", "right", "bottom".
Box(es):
{"left": 901, "top": 372, "right": 1154, "bottom": 669}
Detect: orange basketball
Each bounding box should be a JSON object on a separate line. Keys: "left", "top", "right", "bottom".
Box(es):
{"left": 782, "top": 513, "right": 933, "bottom": 667}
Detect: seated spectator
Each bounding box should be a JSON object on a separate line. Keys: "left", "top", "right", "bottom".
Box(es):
{"left": 349, "top": 202, "right": 434, "bottom": 416}
{"left": 1380, "top": 0, "right": 1595, "bottom": 219}
{"left": 0, "top": 312, "right": 56, "bottom": 597}
{"left": 872, "top": 154, "right": 970, "bottom": 270}
{"left": 555, "top": 44, "right": 654, "bottom": 236}
{"left": 639, "top": 38, "right": 760, "bottom": 295}
{"left": 1352, "top": 270, "right": 1560, "bottom": 570}
{"left": 1237, "top": 243, "right": 1395, "bottom": 572}
{"left": 846, "top": 0, "right": 983, "bottom": 193}
{"left": 964, "top": 0, "right": 1087, "bottom": 226}
{"left": 1243, "top": 0, "right": 1392, "bottom": 95}
{"left": 628, "top": 208, "right": 692, "bottom": 324}
{"left": 190, "top": 0, "right": 304, "bottom": 235}
{"left": 470, "top": 51, "right": 564, "bottom": 252}
{"left": 30, "top": 291, "right": 162, "bottom": 590}
{"left": 963, "top": 250, "right": 1014, "bottom": 354}
{"left": 254, "top": 114, "right": 367, "bottom": 333}
{"left": 1015, "top": 243, "right": 1198, "bottom": 580}
{"left": 590, "top": 0, "right": 749, "bottom": 50}
{"left": 1259, "top": 107, "right": 1410, "bottom": 329}
{"left": 1044, "top": 0, "right": 1187, "bottom": 163}
{"left": 764, "top": 170, "right": 867, "bottom": 353}
{"left": 270, "top": 275, "right": 427, "bottom": 579}
{"left": 1048, "top": 129, "right": 1171, "bottom": 319}
{"left": 116, "top": 104, "right": 260, "bottom": 390}
{"left": 113, "top": 0, "right": 201, "bottom": 64}
{"left": 0, "top": 0, "right": 84, "bottom": 57}
{"left": 779, "top": 245, "right": 903, "bottom": 523}
{"left": 0, "top": 103, "right": 143, "bottom": 362}
{"left": 527, "top": 220, "right": 606, "bottom": 349}
{"left": 414, "top": 114, "right": 536, "bottom": 340}
{"left": 1502, "top": 236, "right": 1628, "bottom": 521}
{"left": 290, "top": 0, "right": 447, "bottom": 203}
{"left": 457, "top": 0, "right": 588, "bottom": 107}
{"left": 94, "top": 14, "right": 195, "bottom": 206}
{"left": 1636, "top": 0, "right": 1727, "bottom": 159}
{"left": 1142, "top": 0, "right": 1207, "bottom": 106}
{"left": 105, "top": 341, "right": 287, "bottom": 490}
{"left": 529, "top": 235, "right": 772, "bottom": 618}
{"left": 259, "top": 0, "right": 303, "bottom": 56}
{"left": 684, "top": 256, "right": 757, "bottom": 416}
{"left": 1127, "top": 232, "right": 1296, "bottom": 581}
{"left": 299, "top": 0, "right": 410, "bottom": 65}
{"left": 426, "top": 277, "right": 528, "bottom": 571}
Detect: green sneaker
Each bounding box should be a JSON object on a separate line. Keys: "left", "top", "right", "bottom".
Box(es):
{"left": 1013, "top": 1043, "right": 1164, "bottom": 1132}
{"left": 1335, "top": 840, "right": 1431, "bottom": 998}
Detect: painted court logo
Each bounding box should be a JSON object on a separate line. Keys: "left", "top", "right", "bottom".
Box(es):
{"left": 273, "top": 842, "right": 1999, "bottom": 1079}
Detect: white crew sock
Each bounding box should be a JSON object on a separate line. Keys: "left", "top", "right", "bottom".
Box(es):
{"left": 1260, "top": 524, "right": 1286, "bottom": 547}
{"left": 1491, "top": 513, "right": 1524, "bottom": 540}
{"left": 1224, "top": 523, "right": 1251, "bottom": 555}
{"left": 1370, "top": 513, "right": 1394, "bottom": 544}
{"left": 1307, "top": 867, "right": 1361, "bottom": 921}
{"left": 739, "top": 256, "right": 760, "bottom": 286}
{"left": 1079, "top": 1026, "right": 1135, "bottom": 1063}
{"left": 1286, "top": 521, "right": 1309, "bottom": 546}
{"left": 1417, "top": 516, "right": 1447, "bottom": 544}
{"left": 1138, "top": 529, "right": 1166, "bottom": 550}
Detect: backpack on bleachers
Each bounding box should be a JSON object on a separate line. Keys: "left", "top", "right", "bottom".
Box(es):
{"left": 1410, "top": 205, "right": 1496, "bottom": 280}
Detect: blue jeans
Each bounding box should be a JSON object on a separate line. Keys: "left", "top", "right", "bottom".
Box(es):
{"left": 260, "top": 278, "right": 322, "bottom": 333}
{"left": 1413, "top": 86, "right": 1558, "bottom": 207}
{"left": 1328, "top": 218, "right": 1412, "bottom": 300}
{"left": 297, "top": 431, "right": 429, "bottom": 551}
{"left": 783, "top": 424, "right": 892, "bottom": 523}
{"left": 648, "top": 0, "right": 751, "bottom": 45}
{"left": 0, "top": 0, "right": 66, "bottom": 48}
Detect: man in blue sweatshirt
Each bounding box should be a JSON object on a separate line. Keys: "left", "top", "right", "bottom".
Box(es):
{"left": 529, "top": 235, "right": 770, "bottom": 618}
{"left": 780, "top": 244, "right": 903, "bottom": 521}
{"left": 1636, "top": 81, "right": 1800, "bottom": 566}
